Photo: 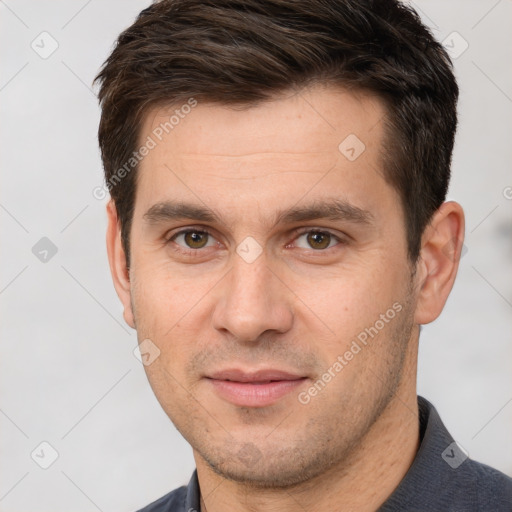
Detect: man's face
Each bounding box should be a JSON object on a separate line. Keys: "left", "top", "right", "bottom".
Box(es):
{"left": 125, "top": 85, "right": 419, "bottom": 486}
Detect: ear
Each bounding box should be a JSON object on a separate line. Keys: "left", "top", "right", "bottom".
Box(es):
{"left": 414, "top": 201, "right": 465, "bottom": 325}
{"left": 106, "top": 200, "right": 135, "bottom": 329}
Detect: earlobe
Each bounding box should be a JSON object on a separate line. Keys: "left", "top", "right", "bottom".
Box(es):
{"left": 106, "top": 200, "right": 136, "bottom": 329}
{"left": 414, "top": 201, "right": 465, "bottom": 325}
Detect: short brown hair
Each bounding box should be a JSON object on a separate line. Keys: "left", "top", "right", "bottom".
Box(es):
{"left": 95, "top": 0, "right": 458, "bottom": 266}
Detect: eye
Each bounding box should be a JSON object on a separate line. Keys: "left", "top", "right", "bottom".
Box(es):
{"left": 168, "top": 229, "right": 217, "bottom": 251}
{"left": 166, "top": 227, "right": 346, "bottom": 256}
{"left": 292, "top": 229, "right": 343, "bottom": 251}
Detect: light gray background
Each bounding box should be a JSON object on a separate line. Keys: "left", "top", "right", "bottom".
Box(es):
{"left": 1, "top": 1, "right": 511, "bottom": 511}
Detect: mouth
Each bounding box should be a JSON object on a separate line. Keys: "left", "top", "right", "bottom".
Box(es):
{"left": 204, "top": 368, "right": 308, "bottom": 407}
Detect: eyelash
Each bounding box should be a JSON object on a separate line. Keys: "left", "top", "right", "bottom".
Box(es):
{"left": 165, "top": 227, "right": 347, "bottom": 256}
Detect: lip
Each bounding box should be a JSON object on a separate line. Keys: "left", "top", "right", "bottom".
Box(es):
{"left": 207, "top": 368, "right": 305, "bottom": 382}
{"left": 205, "top": 368, "right": 308, "bottom": 407}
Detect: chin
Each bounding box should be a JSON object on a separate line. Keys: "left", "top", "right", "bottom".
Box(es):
{"left": 199, "top": 441, "right": 338, "bottom": 490}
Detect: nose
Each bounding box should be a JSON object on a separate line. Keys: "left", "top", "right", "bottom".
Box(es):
{"left": 211, "top": 252, "right": 294, "bottom": 343}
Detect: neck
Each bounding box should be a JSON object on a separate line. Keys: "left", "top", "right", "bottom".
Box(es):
{"left": 196, "top": 337, "right": 420, "bottom": 512}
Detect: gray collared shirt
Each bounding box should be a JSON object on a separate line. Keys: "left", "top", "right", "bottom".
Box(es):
{"left": 137, "top": 396, "right": 512, "bottom": 511}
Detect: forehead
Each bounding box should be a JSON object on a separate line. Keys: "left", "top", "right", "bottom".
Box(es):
{"left": 133, "top": 85, "right": 399, "bottom": 232}
{"left": 139, "top": 85, "right": 386, "bottom": 158}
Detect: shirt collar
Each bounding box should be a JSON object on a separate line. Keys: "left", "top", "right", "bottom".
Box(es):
{"left": 184, "top": 469, "right": 200, "bottom": 512}
{"left": 378, "top": 395, "right": 472, "bottom": 510}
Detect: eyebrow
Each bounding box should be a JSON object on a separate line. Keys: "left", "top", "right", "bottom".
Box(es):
{"left": 142, "top": 198, "right": 374, "bottom": 228}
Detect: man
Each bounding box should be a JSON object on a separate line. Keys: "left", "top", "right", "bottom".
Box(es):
{"left": 95, "top": 0, "right": 512, "bottom": 510}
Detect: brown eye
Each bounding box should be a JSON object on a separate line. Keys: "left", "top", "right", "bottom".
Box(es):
{"left": 184, "top": 231, "right": 209, "bottom": 248}
{"left": 170, "top": 230, "right": 213, "bottom": 250}
{"left": 306, "top": 231, "right": 332, "bottom": 250}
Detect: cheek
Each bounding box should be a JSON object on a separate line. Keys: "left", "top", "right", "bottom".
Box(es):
{"left": 299, "top": 260, "right": 407, "bottom": 365}
{"left": 300, "top": 259, "right": 400, "bottom": 324}
{"left": 131, "top": 258, "right": 199, "bottom": 332}
{"left": 130, "top": 265, "right": 212, "bottom": 370}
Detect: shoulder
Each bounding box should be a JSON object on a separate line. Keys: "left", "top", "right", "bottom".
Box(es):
{"left": 463, "top": 458, "right": 512, "bottom": 510}
{"left": 135, "top": 484, "right": 188, "bottom": 512}
{"left": 379, "top": 397, "right": 512, "bottom": 511}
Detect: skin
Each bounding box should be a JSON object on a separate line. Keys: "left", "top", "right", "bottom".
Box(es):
{"left": 106, "top": 84, "right": 465, "bottom": 512}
